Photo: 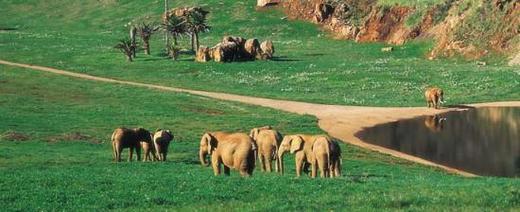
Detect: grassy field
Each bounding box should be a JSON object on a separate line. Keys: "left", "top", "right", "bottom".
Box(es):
{"left": 0, "top": 0, "right": 518, "bottom": 106}
{"left": 1, "top": 66, "right": 520, "bottom": 211}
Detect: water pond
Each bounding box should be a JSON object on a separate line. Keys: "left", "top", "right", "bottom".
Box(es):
{"left": 356, "top": 107, "right": 520, "bottom": 177}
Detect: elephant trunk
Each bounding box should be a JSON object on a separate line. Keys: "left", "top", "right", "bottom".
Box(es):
{"left": 199, "top": 150, "right": 209, "bottom": 166}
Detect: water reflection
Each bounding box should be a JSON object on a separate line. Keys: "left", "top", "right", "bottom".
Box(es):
{"left": 355, "top": 107, "right": 520, "bottom": 177}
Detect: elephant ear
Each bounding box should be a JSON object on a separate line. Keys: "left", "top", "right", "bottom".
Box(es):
{"left": 203, "top": 133, "right": 217, "bottom": 154}
{"left": 166, "top": 130, "right": 173, "bottom": 140}
{"left": 290, "top": 136, "right": 303, "bottom": 154}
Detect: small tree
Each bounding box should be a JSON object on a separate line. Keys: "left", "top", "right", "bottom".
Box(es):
{"left": 164, "top": 15, "right": 187, "bottom": 46}
{"left": 186, "top": 8, "right": 210, "bottom": 51}
{"left": 136, "top": 22, "right": 159, "bottom": 55}
{"left": 114, "top": 39, "right": 135, "bottom": 62}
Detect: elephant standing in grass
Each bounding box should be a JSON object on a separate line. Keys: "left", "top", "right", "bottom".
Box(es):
{"left": 278, "top": 134, "right": 342, "bottom": 178}
{"left": 141, "top": 132, "right": 158, "bottom": 161}
{"left": 111, "top": 127, "right": 151, "bottom": 162}
{"left": 277, "top": 134, "right": 317, "bottom": 177}
{"left": 199, "top": 132, "right": 256, "bottom": 177}
{"left": 250, "top": 126, "right": 283, "bottom": 173}
{"left": 153, "top": 129, "right": 174, "bottom": 161}
{"left": 312, "top": 136, "right": 342, "bottom": 178}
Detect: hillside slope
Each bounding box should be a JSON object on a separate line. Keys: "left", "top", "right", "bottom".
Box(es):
{"left": 282, "top": 0, "right": 519, "bottom": 60}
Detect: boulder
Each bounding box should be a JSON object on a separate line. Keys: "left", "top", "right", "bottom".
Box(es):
{"left": 195, "top": 46, "right": 211, "bottom": 62}
{"left": 259, "top": 40, "right": 275, "bottom": 60}
{"left": 212, "top": 42, "right": 238, "bottom": 62}
{"left": 257, "top": 0, "right": 280, "bottom": 7}
{"left": 244, "top": 38, "right": 260, "bottom": 60}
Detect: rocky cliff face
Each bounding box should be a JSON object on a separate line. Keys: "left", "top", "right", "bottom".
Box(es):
{"left": 281, "top": 0, "right": 519, "bottom": 61}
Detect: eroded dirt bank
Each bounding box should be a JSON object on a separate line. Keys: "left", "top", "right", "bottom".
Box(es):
{"left": 2, "top": 59, "right": 519, "bottom": 176}
{"left": 280, "top": 0, "right": 519, "bottom": 60}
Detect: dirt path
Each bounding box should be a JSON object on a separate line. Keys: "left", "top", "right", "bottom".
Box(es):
{"left": 2, "top": 59, "right": 519, "bottom": 177}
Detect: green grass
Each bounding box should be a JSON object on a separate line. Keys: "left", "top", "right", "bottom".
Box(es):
{"left": 0, "top": 0, "right": 518, "bottom": 107}
{"left": 1, "top": 66, "right": 520, "bottom": 211}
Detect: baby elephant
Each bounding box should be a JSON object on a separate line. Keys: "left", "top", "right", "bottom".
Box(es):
{"left": 424, "top": 87, "right": 444, "bottom": 109}
{"left": 111, "top": 127, "right": 151, "bottom": 162}
{"left": 153, "top": 129, "right": 174, "bottom": 161}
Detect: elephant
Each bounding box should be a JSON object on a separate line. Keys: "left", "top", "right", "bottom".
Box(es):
{"left": 259, "top": 40, "right": 274, "bottom": 60}
{"left": 141, "top": 132, "right": 158, "bottom": 161}
{"left": 425, "top": 87, "right": 444, "bottom": 109}
{"left": 111, "top": 127, "right": 151, "bottom": 162}
{"left": 278, "top": 134, "right": 342, "bottom": 178}
{"left": 311, "top": 136, "right": 342, "bottom": 178}
{"left": 153, "top": 129, "right": 174, "bottom": 161}
{"left": 199, "top": 132, "right": 256, "bottom": 176}
{"left": 277, "top": 134, "right": 317, "bottom": 177}
{"left": 249, "top": 126, "right": 283, "bottom": 173}
{"left": 244, "top": 38, "right": 260, "bottom": 60}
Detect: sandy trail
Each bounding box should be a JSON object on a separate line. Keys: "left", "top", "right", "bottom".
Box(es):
{"left": 2, "top": 59, "right": 519, "bottom": 177}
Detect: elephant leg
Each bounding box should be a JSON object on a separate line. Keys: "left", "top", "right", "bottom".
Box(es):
{"left": 223, "top": 165, "right": 231, "bottom": 176}
{"left": 128, "top": 147, "right": 134, "bottom": 162}
{"left": 336, "top": 161, "right": 342, "bottom": 177}
{"left": 211, "top": 154, "right": 221, "bottom": 176}
{"left": 135, "top": 146, "right": 141, "bottom": 161}
{"left": 265, "top": 155, "right": 272, "bottom": 172}
{"left": 163, "top": 152, "right": 168, "bottom": 161}
{"left": 116, "top": 144, "right": 122, "bottom": 162}
{"left": 311, "top": 159, "right": 317, "bottom": 178}
{"left": 295, "top": 155, "right": 304, "bottom": 177}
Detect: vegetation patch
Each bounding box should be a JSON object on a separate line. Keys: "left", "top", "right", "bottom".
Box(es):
{"left": 1, "top": 130, "right": 30, "bottom": 141}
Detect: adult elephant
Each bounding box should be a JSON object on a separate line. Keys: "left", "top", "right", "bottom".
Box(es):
{"left": 249, "top": 126, "right": 283, "bottom": 173}
{"left": 311, "top": 136, "right": 342, "bottom": 178}
{"left": 153, "top": 129, "right": 174, "bottom": 161}
{"left": 199, "top": 132, "right": 256, "bottom": 177}
{"left": 278, "top": 134, "right": 341, "bottom": 178}
{"left": 111, "top": 127, "right": 151, "bottom": 162}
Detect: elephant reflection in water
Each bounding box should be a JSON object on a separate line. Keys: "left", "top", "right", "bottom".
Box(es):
{"left": 424, "top": 115, "right": 446, "bottom": 132}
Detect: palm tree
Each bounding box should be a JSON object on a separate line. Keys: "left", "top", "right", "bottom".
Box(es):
{"left": 186, "top": 8, "right": 210, "bottom": 51}
{"left": 164, "top": 15, "right": 187, "bottom": 46}
{"left": 114, "top": 39, "right": 134, "bottom": 62}
{"left": 136, "top": 22, "right": 159, "bottom": 55}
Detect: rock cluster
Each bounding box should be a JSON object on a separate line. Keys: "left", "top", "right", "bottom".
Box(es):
{"left": 196, "top": 36, "right": 275, "bottom": 62}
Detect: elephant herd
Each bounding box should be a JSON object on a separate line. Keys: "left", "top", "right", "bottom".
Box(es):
{"left": 111, "top": 127, "right": 174, "bottom": 162}
{"left": 111, "top": 126, "right": 342, "bottom": 178}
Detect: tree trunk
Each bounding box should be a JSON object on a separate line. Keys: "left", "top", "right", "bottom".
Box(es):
{"left": 195, "top": 32, "right": 200, "bottom": 50}
{"left": 130, "top": 27, "right": 137, "bottom": 58}
{"left": 144, "top": 40, "right": 150, "bottom": 55}
{"left": 173, "top": 35, "right": 177, "bottom": 46}
{"left": 190, "top": 33, "right": 195, "bottom": 52}
{"left": 164, "top": 0, "right": 169, "bottom": 51}
{"left": 126, "top": 54, "right": 133, "bottom": 62}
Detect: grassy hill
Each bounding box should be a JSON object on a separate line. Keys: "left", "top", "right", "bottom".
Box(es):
{"left": 1, "top": 66, "right": 519, "bottom": 211}
{"left": 0, "top": 0, "right": 518, "bottom": 106}
{"left": 1, "top": 0, "right": 519, "bottom": 210}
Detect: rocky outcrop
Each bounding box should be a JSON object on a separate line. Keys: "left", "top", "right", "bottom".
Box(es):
{"left": 281, "top": 0, "right": 520, "bottom": 60}
{"left": 257, "top": 0, "right": 280, "bottom": 7}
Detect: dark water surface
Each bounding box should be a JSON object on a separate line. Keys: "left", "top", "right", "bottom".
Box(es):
{"left": 356, "top": 107, "right": 520, "bottom": 177}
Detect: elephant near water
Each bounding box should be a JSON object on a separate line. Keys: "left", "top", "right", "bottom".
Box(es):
{"left": 153, "top": 129, "right": 174, "bottom": 161}
{"left": 199, "top": 132, "right": 256, "bottom": 176}
{"left": 249, "top": 126, "right": 283, "bottom": 173}
{"left": 425, "top": 87, "right": 444, "bottom": 109}
{"left": 111, "top": 127, "right": 151, "bottom": 162}
{"left": 278, "top": 134, "right": 341, "bottom": 178}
